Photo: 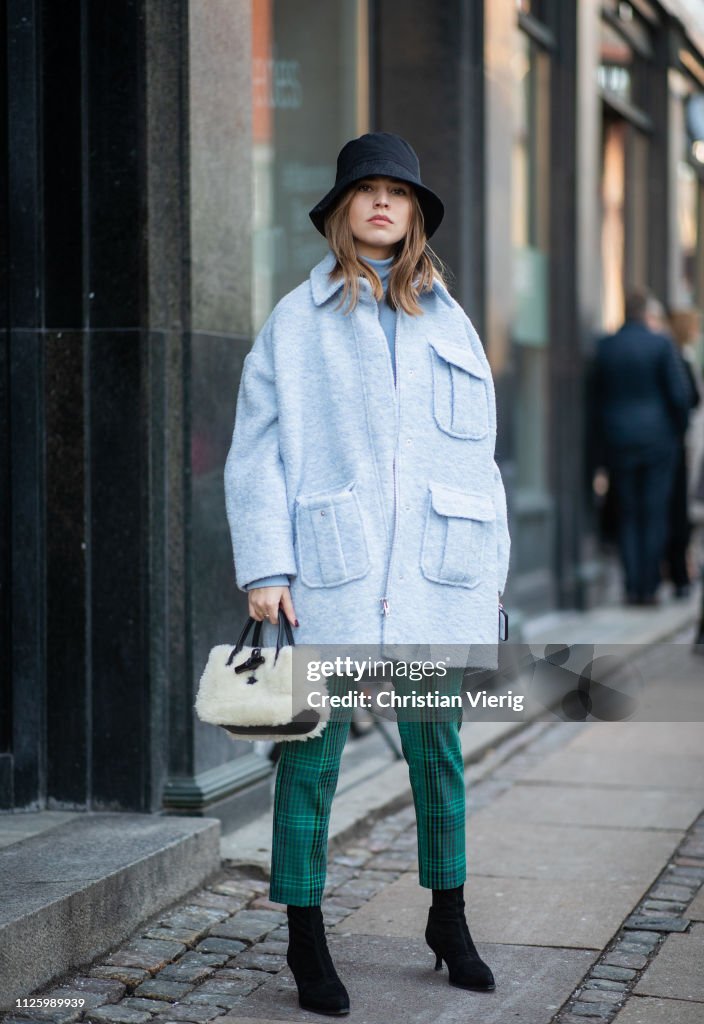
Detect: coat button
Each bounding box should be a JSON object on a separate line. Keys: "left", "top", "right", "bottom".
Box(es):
{"left": 405, "top": 438, "right": 411, "bottom": 446}
{"left": 320, "top": 510, "right": 326, "bottom": 516}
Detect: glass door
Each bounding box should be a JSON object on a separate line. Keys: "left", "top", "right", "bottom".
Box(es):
{"left": 252, "top": 0, "right": 369, "bottom": 332}
{"left": 510, "top": 24, "right": 555, "bottom": 608}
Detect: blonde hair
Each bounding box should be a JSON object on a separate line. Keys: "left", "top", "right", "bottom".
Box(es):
{"left": 324, "top": 185, "right": 447, "bottom": 316}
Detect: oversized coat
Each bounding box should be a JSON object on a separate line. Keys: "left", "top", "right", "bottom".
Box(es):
{"left": 224, "top": 250, "right": 511, "bottom": 668}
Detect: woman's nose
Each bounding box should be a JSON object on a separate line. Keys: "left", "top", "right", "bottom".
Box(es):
{"left": 374, "top": 192, "right": 390, "bottom": 206}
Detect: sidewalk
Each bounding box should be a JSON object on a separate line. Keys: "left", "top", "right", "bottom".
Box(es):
{"left": 3, "top": 617, "right": 703, "bottom": 1024}
{"left": 211, "top": 641, "right": 704, "bottom": 1024}
{"left": 296, "top": 661, "right": 703, "bottom": 1024}
{"left": 2, "top": 647, "right": 699, "bottom": 1024}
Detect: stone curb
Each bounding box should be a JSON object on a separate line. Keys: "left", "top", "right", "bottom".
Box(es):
{"left": 553, "top": 812, "right": 704, "bottom": 1024}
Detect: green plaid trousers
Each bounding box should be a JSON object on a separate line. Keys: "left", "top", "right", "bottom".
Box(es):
{"left": 270, "top": 667, "right": 467, "bottom": 906}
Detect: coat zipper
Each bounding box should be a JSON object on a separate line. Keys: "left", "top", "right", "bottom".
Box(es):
{"left": 380, "top": 306, "right": 401, "bottom": 629}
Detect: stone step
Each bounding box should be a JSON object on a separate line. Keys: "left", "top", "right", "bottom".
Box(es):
{"left": 0, "top": 813, "right": 221, "bottom": 1010}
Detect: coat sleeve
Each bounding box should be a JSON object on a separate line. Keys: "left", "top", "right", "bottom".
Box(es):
{"left": 461, "top": 310, "right": 511, "bottom": 595}
{"left": 245, "top": 574, "right": 290, "bottom": 590}
{"left": 224, "top": 323, "right": 297, "bottom": 591}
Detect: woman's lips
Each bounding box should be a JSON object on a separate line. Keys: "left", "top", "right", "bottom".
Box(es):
{"left": 368, "top": 216, "right": 392, "bottom": 224}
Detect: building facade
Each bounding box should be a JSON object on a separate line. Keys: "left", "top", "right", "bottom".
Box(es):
{"left": 2, "top": 0, "right": 703, "bottom": 822}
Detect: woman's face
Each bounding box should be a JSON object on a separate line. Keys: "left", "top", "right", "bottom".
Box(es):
{"left": 348, "top": 176, "right": 413, "bottom": 260}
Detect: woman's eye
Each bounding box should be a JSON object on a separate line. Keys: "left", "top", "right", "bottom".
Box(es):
{"left": 358, "top": 183, "right": 372, "bottom": 191}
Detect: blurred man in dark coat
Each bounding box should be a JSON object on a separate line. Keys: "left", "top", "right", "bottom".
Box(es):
{"left": 594, "top": 290, "right": 691, "bottom": 605}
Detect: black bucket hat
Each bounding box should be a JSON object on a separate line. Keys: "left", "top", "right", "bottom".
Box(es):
{"left": 309, "top": 131, "right": 444, "bottom": 240}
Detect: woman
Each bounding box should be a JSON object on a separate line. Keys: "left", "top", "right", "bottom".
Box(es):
{"left": 225, "top": 132, "right": 510, "bottom": 1015}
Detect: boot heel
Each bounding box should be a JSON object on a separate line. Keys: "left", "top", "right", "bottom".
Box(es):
{"left": 434, "top": 953, "right": 443, "bottom": 971}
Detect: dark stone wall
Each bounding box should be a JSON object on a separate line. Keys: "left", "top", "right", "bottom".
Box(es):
{"left": 0, "top": 0, "right": 262, "bottom": 817}
{"left": 1, "top": 0, "right": 151, "bottom": 811}
{"left": 0, "top": 1, "right": 12, "bottom": 791}
{"left": 4, "top": 0, "right": 46, "bottom": 810}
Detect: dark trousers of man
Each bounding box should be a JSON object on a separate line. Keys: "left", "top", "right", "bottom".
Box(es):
{"left": 609, "top": 447, "right": 677, "bottom": 601}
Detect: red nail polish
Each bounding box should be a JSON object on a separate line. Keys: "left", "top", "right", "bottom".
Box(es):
{"left": 295, "top": 619, "right": 300, "bottom": 627}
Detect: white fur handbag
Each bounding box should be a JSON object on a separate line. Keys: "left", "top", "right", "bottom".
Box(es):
{"left": 194, "top": 612, "right": 329, "bottom": 742}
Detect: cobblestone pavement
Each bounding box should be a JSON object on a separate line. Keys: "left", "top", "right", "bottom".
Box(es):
{"left": 553, "top": 813, "right": 704, "bottom": 1023}
{"left": 4, "top": 640, "right": 704, "bottom": 1024}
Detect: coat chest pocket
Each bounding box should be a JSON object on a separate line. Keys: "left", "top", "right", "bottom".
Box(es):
{"left": 421, "top": 482, "right": 494, "bottom": 589}
{"left": 428, "top": 336, "right": 490, "bottom": 440}
{"left": 294, "top": 482, "right": 371, "bottom": 588}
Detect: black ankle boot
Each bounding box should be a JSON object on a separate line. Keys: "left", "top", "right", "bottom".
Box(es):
{"left": 286, "top": 905, "right": 350, "bottom": 1016}
{"left": 425, "top": 885, "right": 495, "bottom": 991}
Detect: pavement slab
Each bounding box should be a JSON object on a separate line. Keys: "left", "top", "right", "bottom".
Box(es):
{"left": 633, "top": 922, "right": 704, "bottom": 1001}
{"left": 565, "top": 722, "right": 704, "bottom": 758}
{"left": 512, "top": 747, "right": 704, "bottom": 791}
{"left": 482, "top": 782, "right": 703, "bottom": 830}
{"left": 336, "top": 871, "right": 643, "bottom": 949}
{"left": 464, "top": 816, "right": 683, "bottom": 882}
{"left": 219, "top": 934, "right": 596, "bottom": 1024}
{"left": 612, "top": 996, "right": 704, "bottom": 1023}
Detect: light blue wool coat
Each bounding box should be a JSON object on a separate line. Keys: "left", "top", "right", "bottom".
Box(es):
{"left": 224, "top": 250, "right": 510, "bottom": 668}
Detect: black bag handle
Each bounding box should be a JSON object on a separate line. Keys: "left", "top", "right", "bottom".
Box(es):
{"left": 226, "top": 610, "right": 295, "bottom": 668}
{"left": 232, "top": 616, "right": 264, "bottom": 655}
{"left": 276, "top": 611, "right": 295, "bottom": 653}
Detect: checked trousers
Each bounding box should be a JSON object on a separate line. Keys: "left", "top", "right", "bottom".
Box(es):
{"left": 269, "top": 667, "right": 467, "bottom": 907}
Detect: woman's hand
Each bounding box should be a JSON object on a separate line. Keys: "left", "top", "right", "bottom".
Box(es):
{"left": 248, "top": 586, "right": 298, "bottom": 628}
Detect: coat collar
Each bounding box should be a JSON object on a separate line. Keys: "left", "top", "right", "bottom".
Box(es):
{"left": 309, "top": 249, "right": 455, "bottom": 309}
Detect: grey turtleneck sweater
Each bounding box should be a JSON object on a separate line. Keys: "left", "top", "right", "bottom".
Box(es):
{"left": 364, "top": 254, "right": 397, "bottom": 382}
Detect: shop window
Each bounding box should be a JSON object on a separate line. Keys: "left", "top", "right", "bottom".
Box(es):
{"left": 597, "top": 7, "right": 653, "bottom": 332}
{"left": 599, "top": 110, "right": 650, "bottom": 331}
{"left": 674, "top": 70, "right": 704, "bottom": 307}
{"left": 598, "top": 6, "right": 653, "bottom": 114}
{"left": 511, "top": 29, "right": 551, "bottom": 495}
{"left": 626, "top": 128, "right": 649, "bottom": 290}
{"left": 252, "top": 0, "right": 369, "bottom": 331}
{"left": 676, "top": 158, "right": 699, "bottom": 305}
{"left": 600, "top": 115, "right": 626, "bottom": 330}
{"left": 598, "top": 21, "right": 634, "bottom": 104}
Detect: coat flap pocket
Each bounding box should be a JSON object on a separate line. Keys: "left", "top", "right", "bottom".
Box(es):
{"left": 294, "top": 480, "right": 370, "bottom": 588}
{"left": 429, "top": 482, "right": 494, "bottom": 521}
{"left": 428, "top": 336, "right": 488, "bottom": 378}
